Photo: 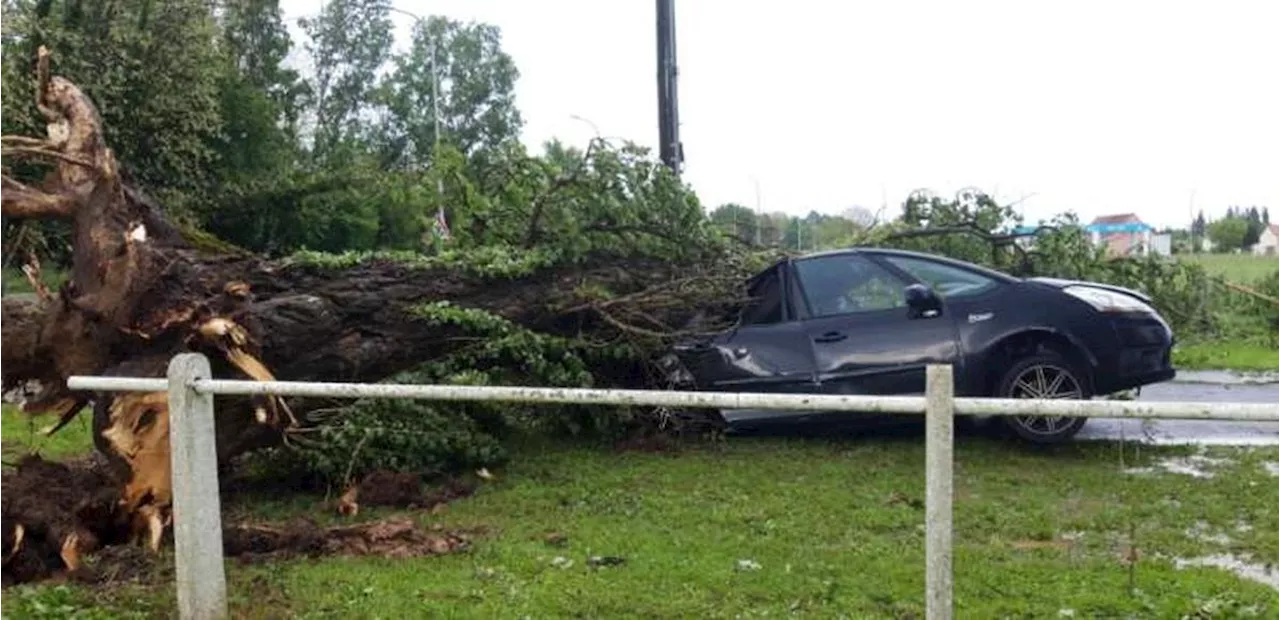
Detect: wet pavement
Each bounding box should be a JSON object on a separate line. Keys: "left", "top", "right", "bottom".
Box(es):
{"left": 720, "top": 375, "right": 1278, "bottom": 446}
{"left": 1076, "top": 379, "right": 1279, "bottom": 446}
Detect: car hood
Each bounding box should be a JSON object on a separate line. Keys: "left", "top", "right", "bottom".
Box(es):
{"left": 1025, "top": 277, "right": 1153, "bottom": 304}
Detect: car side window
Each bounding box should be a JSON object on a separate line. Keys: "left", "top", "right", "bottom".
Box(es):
{"left": 794, "top": 255, "right": 907, "bottom": 318}
{"left": 740, "top": 267, "right": 784, "bottom": 325}
{"left": 881, "top": 255, "right": 999, "bottom": 299}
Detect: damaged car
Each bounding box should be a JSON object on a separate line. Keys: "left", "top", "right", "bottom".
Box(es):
{"left": 658, "top": 248, "right": 1177, "bottom": 443}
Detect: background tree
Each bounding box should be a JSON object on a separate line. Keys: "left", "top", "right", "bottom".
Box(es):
{"left": 298, "top": 0, "right": 393, "bottom": 165}
{"left": 709, "top": 203, "right": 759, "bottom": 243}
{"left": 1207, "top": 216, "right": 1248, "bottom": 252}
{"left": 1191, "top": 210, "right": 1207, "bottom": 251}
{"left": 1242, "top": 206, "right": 1265, "bottom": 249}
{"left": 375, "top": 15, "right": 522, "bottom": 169}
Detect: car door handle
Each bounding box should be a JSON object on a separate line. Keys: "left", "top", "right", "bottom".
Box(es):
{"left": 813, "top": 331, "right": 847, "bottom": 343}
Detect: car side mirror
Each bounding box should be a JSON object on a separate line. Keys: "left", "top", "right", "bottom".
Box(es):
{"left": 904, "top": 284, "right": 942, "bottom": 319}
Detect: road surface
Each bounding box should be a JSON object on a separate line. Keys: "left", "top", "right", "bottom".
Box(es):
{"left": 720, "top": 377, "right": 1278, "bottom": 446}
{"left": 1077, "top": 380, "right": 1279, "bottom": 445}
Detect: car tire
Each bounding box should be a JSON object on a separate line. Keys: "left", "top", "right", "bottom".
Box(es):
{"left": 995, "top": 351, "right": 1091, "bottom": 444}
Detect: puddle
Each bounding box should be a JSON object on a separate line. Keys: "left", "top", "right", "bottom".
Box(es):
{"left": 1174, "top": 555, "right": 1279, "bottom": 591}
{"left": 1185, "top": 521, "right": 1232, "bottom": 546}
{"left": 1265, "top": 461, "right": 1279, "bottom": 477}
{"left": 1123, "top": 455, "right": 1230, "bottom": 478}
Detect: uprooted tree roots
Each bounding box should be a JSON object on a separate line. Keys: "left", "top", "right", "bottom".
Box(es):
{"left": 2, "top": 456, "right": 476, "bottom": 586}
{"left": 1, "top": 48, "right": 753, "bottom": 585}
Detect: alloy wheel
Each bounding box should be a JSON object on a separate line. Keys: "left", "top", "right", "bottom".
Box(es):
{"left": 1007, "top": 363, "right": 1084, "bottom": 437}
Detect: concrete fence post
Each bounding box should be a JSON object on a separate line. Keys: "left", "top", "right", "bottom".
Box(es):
{"left": 167, "top": 353, "right": 227, "bottom": 620}
{"left": 925, "top": 364, "right": 954, "bottom": 620}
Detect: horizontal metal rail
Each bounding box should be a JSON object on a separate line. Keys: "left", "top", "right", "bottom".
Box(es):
{"left": 66, "top": 376, "right": 1279, "bottom": 421}
{"left": 64, "top": 358, "right": 1279, "bottom": 620}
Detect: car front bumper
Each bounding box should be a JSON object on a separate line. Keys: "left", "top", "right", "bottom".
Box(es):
{"left": 1093, "top": 313, "right": 1177, "bottom": 394}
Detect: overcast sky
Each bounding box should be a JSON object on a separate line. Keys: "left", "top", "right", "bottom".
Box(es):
{"left": 282, "top": 0, "right": 1279, "bottom": 229}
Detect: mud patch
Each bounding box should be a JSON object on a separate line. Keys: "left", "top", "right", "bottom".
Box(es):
{"left": 223, "top": 517, "right": 472, "bottom": 563}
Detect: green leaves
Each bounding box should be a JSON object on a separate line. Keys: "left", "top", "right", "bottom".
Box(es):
{"left": 299, "top": 0, "right": 394, "bottom": 165}
{"left": 377, "top": 15, "right": 522, "bottom": 167}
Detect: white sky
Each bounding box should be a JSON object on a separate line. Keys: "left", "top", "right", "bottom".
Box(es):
{"left": 282, "top": 0, "right": 1280, "bottom": 229}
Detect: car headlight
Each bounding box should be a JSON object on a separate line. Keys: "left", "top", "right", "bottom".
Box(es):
{"left": 1063, "top": 285, "right": 1153, "bottom": 314}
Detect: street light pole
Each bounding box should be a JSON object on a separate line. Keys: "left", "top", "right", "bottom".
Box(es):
{"left": 389, "top": 6, "right": 448, "bottom": 252}
{"left": 430, "top": 32, "right": 445, "bottom": 253}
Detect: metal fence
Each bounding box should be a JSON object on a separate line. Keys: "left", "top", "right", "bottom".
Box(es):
{"left": 67, "top": 354, "right": 1279, "bottom": 620}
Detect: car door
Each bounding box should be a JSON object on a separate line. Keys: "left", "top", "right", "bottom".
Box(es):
{"left": 871, "top": 252, "right": 1011, "bottom": 395}
{"left": 674, "top": 263, "right": 817, "bottom": 394}
{"left": 789, "top": 253, "right": 962, "bottom": 399}
{"left": 670, "top": 263, "right": 821, "bottom": 431}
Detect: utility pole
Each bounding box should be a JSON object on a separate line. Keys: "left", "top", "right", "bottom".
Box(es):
{"left": 753, "top": 177, "right": 762, "bottom": 245}
{"left": 656, "top": 0, "right": 683, "bottom": 175}
{"left": 1188, "top": 189, "right": 1197, "bottom": 253}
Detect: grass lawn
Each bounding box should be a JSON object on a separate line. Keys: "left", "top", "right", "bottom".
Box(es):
{"left": 1180, "top": 253, "right": 1279, "bottom": 283}
{"left": 1174, "top": 342, "right": 1279, "bottom": 373}
{"left": 1, "top": 404, "right": 95, "bottom": 465}
{"left": 2, "top": 405, "right": 1277, "bottom": 619}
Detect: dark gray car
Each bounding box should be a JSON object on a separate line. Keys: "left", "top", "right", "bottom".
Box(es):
{"left": 658, "top": 248, "right": 1177, "bottom": 443}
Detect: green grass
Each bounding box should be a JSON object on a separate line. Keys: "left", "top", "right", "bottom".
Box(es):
{"left": 3, "top": 422, "right": 1277, "bottom": 619}
{"left": 1, "top": 404, "right": 95, "bottom": 465}
{"left": 1175, "top": 342, "right": 1279, "bottom": 373}
{"left": 0, "top": 267, "right": 68, "bottom": 296}
{"left": 1181, "top": 253, "right": 1279, "bottom": 283}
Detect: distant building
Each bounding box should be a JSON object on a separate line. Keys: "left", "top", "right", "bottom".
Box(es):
{"left": 1252, "top": 223, "right": 1279, "bottom": 256}
{"left": 1086, "top": 213, "right": 1154, "bottom": 257}
{"left": 1149, "top": 233, "right": 1172, "bottom": 256}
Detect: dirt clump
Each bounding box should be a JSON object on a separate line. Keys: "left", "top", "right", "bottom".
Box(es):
{"left": 339, "top": 472, "right": 477, "bottom": 515}
{"left": 2, "top": 457, "right": 480, "bottom": 586}
{"left": 223, "top": 517, "right": 471, "bottom": 563}
{"left": 2, "top": 455, "right": 129, "bottom": 586}
{"left": 70, "top": 544, "right": 171, "bottom": 586}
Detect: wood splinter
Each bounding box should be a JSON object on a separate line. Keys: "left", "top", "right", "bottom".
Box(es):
{"left": 20, "top": 252, "right": 52, "bottom": 303}
{"left": 5, "top": 524, "right": 26, "bottom": 563}
{"left": 59, "top": 532, "right": 82, "bottom": 572}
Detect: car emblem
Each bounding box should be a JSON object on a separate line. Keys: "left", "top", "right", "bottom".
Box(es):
{"left": 968, "top": 312, "right": 994, "bottom": 323}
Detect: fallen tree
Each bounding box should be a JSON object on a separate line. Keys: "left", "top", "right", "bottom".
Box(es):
{"left": 1, "top": 48, "right": 762, "bottom": 583}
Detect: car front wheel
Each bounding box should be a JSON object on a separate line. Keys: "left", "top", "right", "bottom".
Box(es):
{"left": 996, "top": 352, "right": 1090, "bottom": 444}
